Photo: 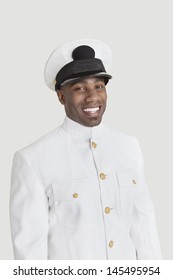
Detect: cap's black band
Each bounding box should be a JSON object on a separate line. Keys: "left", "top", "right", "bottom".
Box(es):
{"left": 55, "top": 58, "right": 106, "bottom": 90}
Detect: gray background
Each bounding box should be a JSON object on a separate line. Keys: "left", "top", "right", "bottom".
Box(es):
{"left": 0, "top": 0, "right": 172, "bottom": 259}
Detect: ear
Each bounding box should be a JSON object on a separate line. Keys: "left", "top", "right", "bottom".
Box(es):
{"left": 57, "top": 90, "right": 65, "bottom": 105}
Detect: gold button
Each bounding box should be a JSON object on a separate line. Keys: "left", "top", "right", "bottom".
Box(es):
{"left": 100, "top": 173, "right": 106, "bottom": 180}
{"left": 105, "top": 207, "right": 111, "bottom": 214}
{"left": 132, "top": 179, "right": 136, "bottom": 185}
{"left": 73, "top": 193, "right": 78, "bottom": 198}
{"left": 109, "top": 240, "right": 114, "bottom": 248}
{"left": 91, "top": 142, "right": 97, "bottom": 148}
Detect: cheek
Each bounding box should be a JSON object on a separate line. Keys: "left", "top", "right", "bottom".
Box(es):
{"left": 65, "top": 97, "right": 81, "bottom": 113}
{"left": 70, "top": 96, "right": 83, "bottom": 108}
{"left": 102, "top": 92, "right": 107, "bottom": 103}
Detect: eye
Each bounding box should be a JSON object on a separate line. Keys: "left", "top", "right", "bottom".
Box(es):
{"left": 95, "top": 83, "right": 105, "bottom": 90}
{"left": 73, "top": 86, "right": 86, "bottom": 93}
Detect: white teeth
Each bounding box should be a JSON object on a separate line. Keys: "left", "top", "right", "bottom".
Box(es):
{"left": 83, "top": 107, "right": 99, "bottom": 113}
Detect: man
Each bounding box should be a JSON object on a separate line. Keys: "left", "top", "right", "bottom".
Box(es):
{"left": 10, "top": 39, "right": 161, "bottom": 259}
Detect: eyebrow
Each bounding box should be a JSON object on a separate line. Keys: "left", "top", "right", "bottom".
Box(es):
{"left": 71, "top": 77, "right": 105, "bottom": 86}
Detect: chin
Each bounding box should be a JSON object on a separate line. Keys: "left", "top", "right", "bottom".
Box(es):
{"left": 83, "top": 117, "right": 102, "bottom": 127}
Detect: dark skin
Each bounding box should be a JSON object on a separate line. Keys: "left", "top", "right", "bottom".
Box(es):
{"left": 57, "top": 77, "right": 107, "bottom": 127}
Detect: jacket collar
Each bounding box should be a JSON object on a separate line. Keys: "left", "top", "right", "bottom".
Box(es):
{"left": 62, "top": 116, "right": 103, "bottom": 140}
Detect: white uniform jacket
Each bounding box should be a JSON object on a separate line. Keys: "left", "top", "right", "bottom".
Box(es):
{"left": 10, "top": 117, "right": 162, "bottom": 259}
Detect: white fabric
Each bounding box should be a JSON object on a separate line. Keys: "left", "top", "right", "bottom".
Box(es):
{"left": 10, "top": 117, "right": 162, "bottom": 259}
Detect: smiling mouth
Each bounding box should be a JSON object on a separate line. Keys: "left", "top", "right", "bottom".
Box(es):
{"left": 82, "top": 106, "right": 100, "bottom": 114}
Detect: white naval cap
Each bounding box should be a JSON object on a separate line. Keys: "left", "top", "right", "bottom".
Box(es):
{"left": 44, "top": 38, "right": 112, "bottom": 91}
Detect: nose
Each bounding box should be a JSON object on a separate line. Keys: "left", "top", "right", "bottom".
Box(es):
{"left": 84, "top": 87, "right": 98, "bottom": 103}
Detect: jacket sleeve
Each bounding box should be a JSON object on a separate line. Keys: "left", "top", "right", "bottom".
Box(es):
{"left": 130, "top": 140, "right": 162, "bottom": 259}
{"left": 10, "top": 151, "right": 49, "bottom": 259}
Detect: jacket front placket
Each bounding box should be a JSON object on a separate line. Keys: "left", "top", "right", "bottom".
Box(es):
{"left": 89, "top": 132, "right": 121, "bottom": 260}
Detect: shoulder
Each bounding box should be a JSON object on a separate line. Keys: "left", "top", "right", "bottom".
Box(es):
{"left": 102, "top": 125, "right": 143, "bottom": 167}
{"left": 14, "top": 125, "right": 63, "bottom": 161}
{"left": 103, "top": 125, "right": 139, "bottom": 147}
{"left": 102, "top": 125, "right": 142, "bottom": 161}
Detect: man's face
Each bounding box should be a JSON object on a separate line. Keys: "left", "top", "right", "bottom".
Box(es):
{"left": 57, "top": 77, "right": 107, "bottom": 127}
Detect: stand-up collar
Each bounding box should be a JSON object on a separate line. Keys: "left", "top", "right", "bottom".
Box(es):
{"left": 62, "top": 116, "right": 104, "bottom": 140}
